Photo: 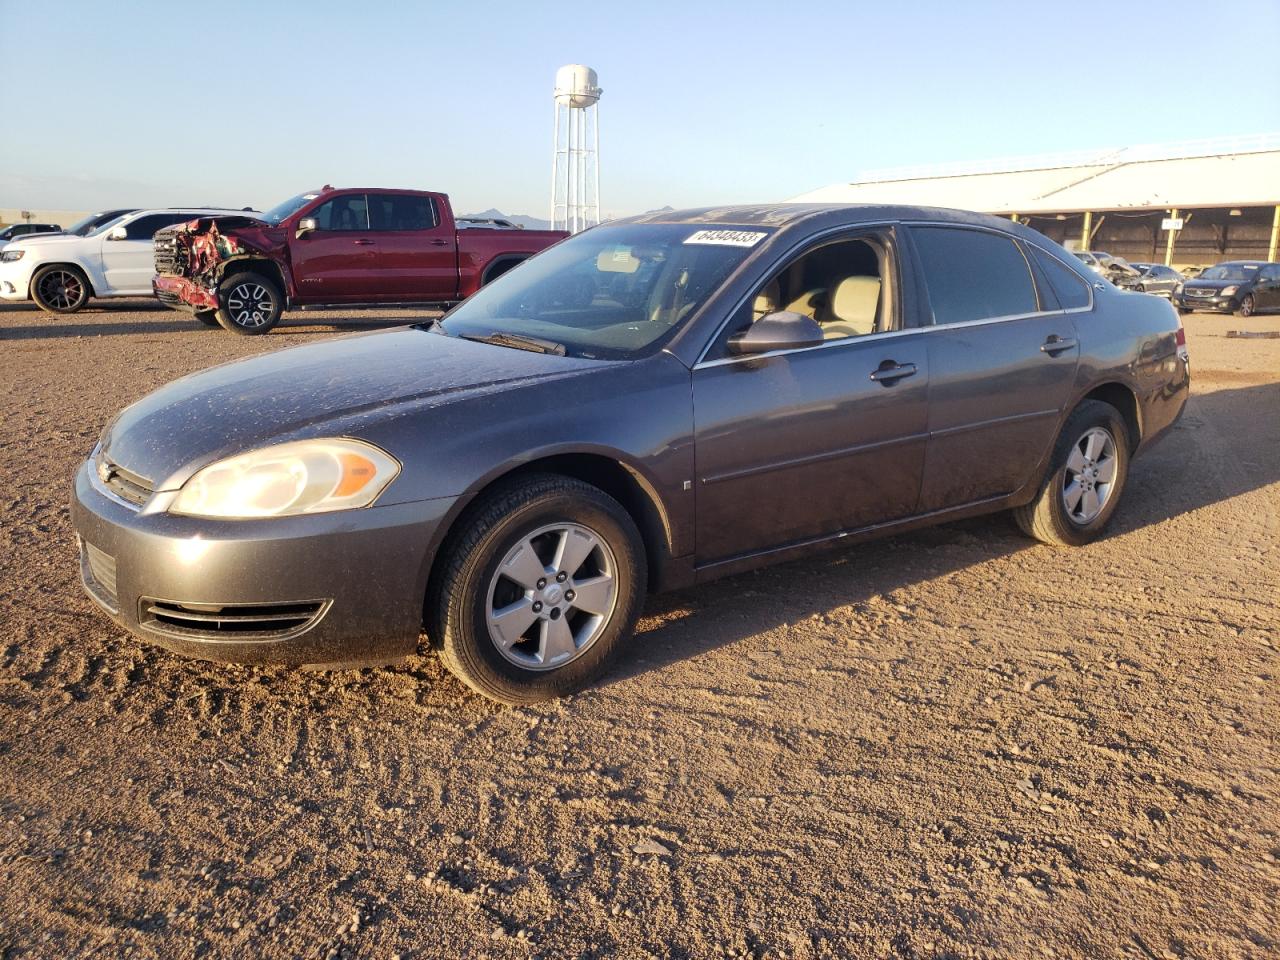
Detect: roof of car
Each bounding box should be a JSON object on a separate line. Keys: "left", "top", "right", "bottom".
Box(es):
{"left": 622, "top": 203, "right": 1033, "bottom": 232}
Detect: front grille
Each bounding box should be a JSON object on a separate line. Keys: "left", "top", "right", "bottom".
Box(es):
{"left": 96, "top": 455, "right": 153, "bottom": 508}
{"left": 153, "top": 233, "right": 183, "bottom": 276}
{"left": 80, "top": 540, "right": 119, "bottom": 613}
{"left": 1186, "top": 288, "right": 1217, "bottom": 298}
{"left": 139, "top": 598, "right": 330, "bottom": 642}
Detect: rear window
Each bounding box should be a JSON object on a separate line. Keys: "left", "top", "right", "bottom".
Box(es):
{"left": 1028, "top": 245, "right": 1092, "bottom": 310}
{"left": 911, "top": 227, "right": 1039, "bottom": 325}
{"left": 369, "top": 194, "right": 436, "bottom": 231}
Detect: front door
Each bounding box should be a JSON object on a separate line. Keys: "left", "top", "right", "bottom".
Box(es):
{"left": 1254, "top": 264, "right": 1280, "bottom": 311}
{"left": 290, "top": 193, "right": 378, "bottom": 301}
{"left": 692, "top": 231, "right": 929, "bottom": 566}
{"left": 365, "top": 193, "right": 458, "bottom": 300}
{"left": 101, "top": 213, "right": 191, "bottom": 294}
{"left": 907, "top": 225, "right": 1081, "bottom": 512}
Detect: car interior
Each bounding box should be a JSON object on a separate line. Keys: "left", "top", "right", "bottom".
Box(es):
{"left": 749, "top": 237, "right": 891, "bottom": 340}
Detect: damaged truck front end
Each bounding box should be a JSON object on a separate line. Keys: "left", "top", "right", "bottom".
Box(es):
{"left": 153, "top": 217, "right": 289, "bottom": 316}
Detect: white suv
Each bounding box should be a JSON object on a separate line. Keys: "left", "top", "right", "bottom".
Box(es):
{"left": 0, "top": 208, "right": 251, "bottom": 313}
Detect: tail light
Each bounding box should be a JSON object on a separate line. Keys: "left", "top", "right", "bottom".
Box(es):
{"left": 1175, "top": 322, "right": 1189, "bottom": 362}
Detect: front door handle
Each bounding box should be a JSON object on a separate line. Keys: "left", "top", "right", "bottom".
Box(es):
{"left": 869, "top": 361, "right": 918, "bottom": 384}
{"left": 353, "top": 238, "right": 375, "bottom": 246}
{"left": 429, "top": 238, "right": 449, "bottom": 246}
{"left": 1040, "top": 336, "right": 1078, "bottom": 355}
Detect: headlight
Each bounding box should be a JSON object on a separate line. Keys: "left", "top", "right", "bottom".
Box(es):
{"left": 1174, "top": 283, "right": 1184, "bottom": 294}
{"left": 0, "top": 249, "right": 24, "bottom": 262}
{"left": 1219, "top": 285, "right": 1238, "bottom": 297}
{"left": 169, "top": 438, "right": 400, "bottom": 519}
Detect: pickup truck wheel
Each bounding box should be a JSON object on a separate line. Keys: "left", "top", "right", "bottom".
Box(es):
{"left": 428, "top": 474, "right": 646, "bottom": 705}
{"left": 194, "top": 310, "right": 219, "bottom": 327}
{"left": 1013, "top": 400, "right": 1130, "bottom": 547}
{"left": 31, "top": 265, "right": 91, "bottom": 313}
{"left": 215, "top": 272, "right": 283, "bottom": 335}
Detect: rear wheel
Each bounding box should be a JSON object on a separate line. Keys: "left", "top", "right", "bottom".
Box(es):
{"left": 1014, "top": 400, "right": 1130, "bottom": 547}
{"left": 31, "top": 265, "right": 91, "bottom": 313}
{"left": 215, "top": 272, "right": 283, "bottom": 334}
{"left": 1236, "top": 294, "right": 1255, "bottom": 318}
{"left": 429, "top": 474, "right": 646, "bottom": 705}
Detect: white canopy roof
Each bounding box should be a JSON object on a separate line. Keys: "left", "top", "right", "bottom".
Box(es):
{"left": 791, "top": 135, "right": 1280, "bottom": 214}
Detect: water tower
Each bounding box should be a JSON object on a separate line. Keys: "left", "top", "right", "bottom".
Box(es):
{"left": 551, "top": 65, "right": 602, "bottom": 233}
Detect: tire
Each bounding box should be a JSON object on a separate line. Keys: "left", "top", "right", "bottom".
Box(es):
{"left": 30, "top": 265, "right": 91, "bottom": 313}
{"left": 1236, "top": 294, "right": 1255, "bottom": 318}
{"left": 429, "top": 474, "right": 647, "bottom": 705}
{"left": 1013, "top": 400, "right": 1131, "bottom": 547}
{"left": 194, "top": 310, "right": 220, "bottom": 327}
{"left": 215, "top": 271, "right": 283, "bottom": 334}
{"left": 1135, "top": 284, "right": 1145, "bottom": 293}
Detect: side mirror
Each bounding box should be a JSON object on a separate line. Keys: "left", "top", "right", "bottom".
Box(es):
{"left": 727, "top": 311, "right": 825, "bottom": 356}
{"left": 295, "top": 217, "right": 317, "bottom": 238}
{"left": 107, "top": 225, "right": 128, "bottom": 241}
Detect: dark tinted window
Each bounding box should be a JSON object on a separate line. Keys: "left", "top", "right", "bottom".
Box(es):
{"left": 369, "top": 194, "right": 436, "bottom": 231}
{"left": 1028, "top": 245, "right": 1092, "bottom": 309}
{"left": 912, "top": 227, "right": 1038, "bottom": 324}
{"left": 312, "top": 194, "right": 369, "bottom": 231}
{"left": 124, "top": 213, "right": 191, "bottom": 240}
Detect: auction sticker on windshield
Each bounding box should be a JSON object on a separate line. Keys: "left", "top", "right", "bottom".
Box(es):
{"left": 684, "top": 230, "right": 768, "bottom": 247}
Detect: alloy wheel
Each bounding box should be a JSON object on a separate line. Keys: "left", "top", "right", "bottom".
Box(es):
{"left": 1239, "top": 295, "right": 1254, "bottom": 318}
{"left": 36, "top": 270, "right": 85, "bottom": 310}
{"left": 226, "top": 282, "right": 274, "bottom": 328}
{"left": 485, "top": 522, "right": 618, "bottom": 671}
{"left": 1062, "top": 427, "right": 1117, "bottom": 524}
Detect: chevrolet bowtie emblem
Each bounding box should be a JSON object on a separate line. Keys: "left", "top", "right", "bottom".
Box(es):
{"left": 97, "top": 459, "right": 114, "bottom": 485}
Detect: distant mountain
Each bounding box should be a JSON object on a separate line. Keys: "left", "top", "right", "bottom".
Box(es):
{"left": 463, "top": 208, "right": 552, "bottom": 231}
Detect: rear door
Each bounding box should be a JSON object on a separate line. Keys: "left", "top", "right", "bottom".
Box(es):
{"left": 906, "top": 226, "right": 1083, "bottom": 512}
{"left": 365, "top": 193, "right": 457, "bottom": 300}
{"left": 691, "top": 228, "right": 930, "bottom": 566}
{"left": 289, "top": 193, "right": 376, "bottom": 301}
{"left": 100, "top": 212, "right": 194, "bottom": 294}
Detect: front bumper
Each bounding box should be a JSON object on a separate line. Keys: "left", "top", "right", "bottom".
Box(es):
{"left": 1174, "top": 292, "right": 1238, "bottom": 313}
{"left": 153, "top": 275, "right": 218, "bottom": 312}
{"left": 0, "top": 260, "right": 35, "bottom": 301}
{"left": 72, "top": 460, "right": 454, "bottom": 667}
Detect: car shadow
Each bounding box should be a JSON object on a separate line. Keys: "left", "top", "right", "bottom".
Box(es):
{"left": 603, "top": 380, "right": 1279, "bottom": 689}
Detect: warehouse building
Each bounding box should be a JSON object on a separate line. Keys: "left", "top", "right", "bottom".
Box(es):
{"left": 791, "top": 135, "right": 1280, "bottom": 269}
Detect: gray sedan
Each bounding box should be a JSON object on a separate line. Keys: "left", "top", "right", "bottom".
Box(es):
{"left": 73, "top": 205, "right": 1190, "bottom": 704}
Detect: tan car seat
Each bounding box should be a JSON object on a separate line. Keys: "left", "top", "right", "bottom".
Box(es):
{"left": 752, "top": 279, "right": 781, "bottom": 321}
{"left": 784, "top": 288, "right": 826, "bottom": 319}
{"left": 821, "top": 275, "right": 881, "bottom": 339}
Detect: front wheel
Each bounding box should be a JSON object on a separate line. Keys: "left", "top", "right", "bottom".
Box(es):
{"left": 215, "top": 272, "right": 283, "bottom": 334}
{"left": 1013, "top": 400, "right": 1130, "bottom": 547}
{"left": 1236, "top": 294, "right": 1255, "bottom": 318}
{"left": 1135, "top": 284, "right": 1146, "bottom": 293}
{"left": 31, "top": 265, "right": 91, "bottom": 313}
{"left": 429, "top": 474, "right": 646, "bottom": 705}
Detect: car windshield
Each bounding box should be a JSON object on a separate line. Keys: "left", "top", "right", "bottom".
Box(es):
{"left": 1200, "top": 264, "right": 1258, "bottom": 281}
{"left": 65, "top": 211, "right": 124, "bottom": 236}
{"left": 261, "top": 193, "right": 319, "bottom": 225}
{"left": 439, "top": 223, "right": 770, "bottom": 360}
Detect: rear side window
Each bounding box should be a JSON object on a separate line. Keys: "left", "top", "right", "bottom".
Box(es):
{"left": 911, "top": 227, "right": 1038, "bottom": 325}
{"left": 369, "top": 194, "right": 437, "bottom": 231}
{"left": 1028, "top": 245, "right": 1092, "bottom": 309}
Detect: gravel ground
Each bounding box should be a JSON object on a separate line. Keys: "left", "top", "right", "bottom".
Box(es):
{"left": 0, "top": 299, "right": 1277, "bottom": 960}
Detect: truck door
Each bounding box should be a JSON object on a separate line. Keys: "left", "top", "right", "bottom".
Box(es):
{"left": 366, "top": 193, "right": 457, "bottom": 300}
{"left": 290, "top": 194, "right": 377, "bottom": 301}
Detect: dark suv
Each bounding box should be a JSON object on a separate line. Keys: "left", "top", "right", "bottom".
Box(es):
{"left": 1174, "top": 260, "right": 1280, "bottom": 317}
{"left": 0, "top": 222, "right": 61, "bottom": 243}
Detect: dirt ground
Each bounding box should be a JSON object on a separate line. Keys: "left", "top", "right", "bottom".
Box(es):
{"left": 0, "top": 299, "right": 1276, "bottom": 960}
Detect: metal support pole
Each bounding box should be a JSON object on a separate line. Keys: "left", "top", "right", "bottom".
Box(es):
{"left": 1164, "top": 208, "right": 1179, "bottom": 267}
{"left": 593, "top": 104, "right": 601, "bottom": 227}
{"left": 1269, "top": 204, "right": 1280, "bottom": 262}
{"left": 1080, "top": 211, "right": 1092, "bottom": 250}
{"left": 550, "top": 102, "right": 560, "bottom": 228}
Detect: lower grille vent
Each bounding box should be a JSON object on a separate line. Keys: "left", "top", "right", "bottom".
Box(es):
{"left": 81, "top": 541, "right": 119, "bottom": 612}
{"left": 139, "top": 598, "right": 329, "bottom": 641}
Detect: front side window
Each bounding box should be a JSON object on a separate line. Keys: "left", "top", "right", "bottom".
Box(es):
{"left": 124, "top": 214, "right": 190, "bottom": 240}
{"left": 912, "top": 227, "right": 1039, "bottom": 325}
{"left": 312, "top": 195, "right": 370, "bottom": 232}
{"left": 369, "top": 194, "right": 436, "bottom": 231}
{"left": 440, "top": 223, "right": 766, "bottom": 360}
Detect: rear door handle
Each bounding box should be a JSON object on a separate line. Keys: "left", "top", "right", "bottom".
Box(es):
{"left": 869, "top": 361, "right": 918, "bottom": 384}
{"left": 1040, "top": 336, "right": 1078, "bottom": 355}
{"left": 353, "top": 238, "right": 375, "bottom": 246}
{"left": 429, "top": 238, "right": 449, "bottom": 246}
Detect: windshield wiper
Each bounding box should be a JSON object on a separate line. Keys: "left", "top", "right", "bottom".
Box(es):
{"left": 459, "top": 331, "right": 566, "bottom": 356}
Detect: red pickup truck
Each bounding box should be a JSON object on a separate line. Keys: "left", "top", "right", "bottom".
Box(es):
{"left": 152, "top": 186, "right": 567, "bottom": 334}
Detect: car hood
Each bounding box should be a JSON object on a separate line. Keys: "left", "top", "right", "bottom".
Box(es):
{"left": 1182, "top": 278, "right": 1237, "bottom": 290}
{"left": 3, "top": 232, "right": 81, "bottom": 249}
{"left": 100, "top": 327, "right": 605, "bottom": 489}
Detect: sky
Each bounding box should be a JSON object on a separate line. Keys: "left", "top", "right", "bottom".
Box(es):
{"left": 2, "top": 0, "right": 1278, "bottom": 218}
